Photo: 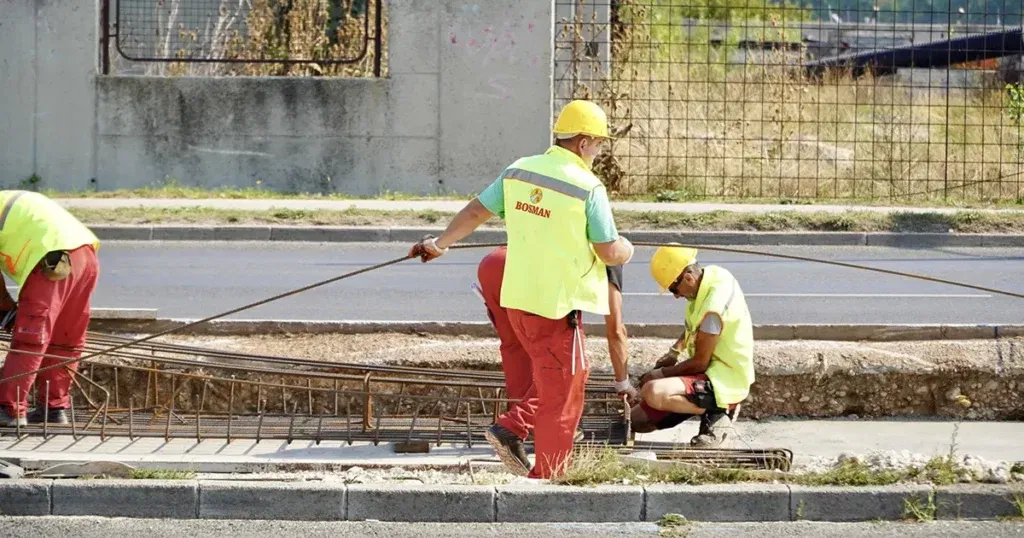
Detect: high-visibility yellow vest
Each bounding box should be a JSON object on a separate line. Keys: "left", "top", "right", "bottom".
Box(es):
{"left": 683, "top": 265, "right": 755, "bottom": 406}
{"left": 0, "top": 190, "right": 100, "bottom": 288}
{"left": 498, "top": 146, "right": 610, "bottom": 319}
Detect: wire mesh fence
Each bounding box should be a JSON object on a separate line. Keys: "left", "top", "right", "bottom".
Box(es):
{"left": 104, "top": 0, "right": 386, "bottom": 77}
{"left": 554, "top": 0, "right": 1024, "bottom": 203}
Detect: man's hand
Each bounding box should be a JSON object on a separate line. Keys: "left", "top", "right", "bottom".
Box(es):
{"left": 408, "top": 235, "right": 448, "bottom": 263}
{"left": 638, "top": 367, "right": 665, "bottom": 388}
{"left": 654, "top": 347, "right": 680, "bottom": 369}
{"left": 614, "top": 378, "right": 638, "bottom": 404}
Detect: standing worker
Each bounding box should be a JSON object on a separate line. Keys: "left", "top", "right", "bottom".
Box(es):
{"left": 0, "top": 191, "right": 101, "bottom": 427}
{"left": 409, "top": 100, "right": 635, "bottom": 478}
{"left": 630, "top": 246, "right": 754, "bottom": 448}
{"left": 474, "top": 246, "right": 636, "bottom": 467}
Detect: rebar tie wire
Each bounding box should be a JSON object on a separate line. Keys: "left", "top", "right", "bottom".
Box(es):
{"left": 0, "top": 241, "right": 1021, "bottom": 386}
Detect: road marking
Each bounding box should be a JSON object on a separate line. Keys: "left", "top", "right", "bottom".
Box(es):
{"left": 623, "top": 293, "right": 992, "bottom": 298}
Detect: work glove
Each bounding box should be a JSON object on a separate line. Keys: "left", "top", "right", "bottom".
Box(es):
{"left": 408, "top": 235, "right": 448, "bottom": 263}
{"left": 0, "top": 306, "right": 15, "bottom": 333}
{"left": 614, "top": 378, "right": 638, "bottom": 404}
{"left": 639, "top": 368, "right": 665, "bottom": 388}
{"left": 654, "top": 347, "right": 680, "bottom": 369}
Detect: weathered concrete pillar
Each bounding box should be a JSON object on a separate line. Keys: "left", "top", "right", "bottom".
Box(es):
{"left": 0, "top": 0, "right": 98, "bottom": 191}
{"left": 438, "top": 0, "right": 555, "bottom": 194}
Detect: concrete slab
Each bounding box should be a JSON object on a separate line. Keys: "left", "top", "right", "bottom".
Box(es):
{"left": 935, "top": 484, "right": 1024, "bottom": 520}
{"left": 0, "top": 480, "right": 52, "bottom": 516}
{"left": 199, "top": 480, "right": 345, "bottom": 520}
{"left": 790, "top": 485, "right": 934, "bottom": 521}
{"left": 637, "top": 419, "right": 1024, "bottom": 467}
{"left": 52, "top": 480, "right": 197, "bottom": 518}
{"left": 495, "top": 485, "right": 643, "bottom": 522}
{"left": 645, "top": 483, "right": 791, "bottom": 522}
{"left": 0, "top": 435, "right": 504, "bottom": 473}
{"left": 347, "top": 484, "right": 494, "bottom": 522}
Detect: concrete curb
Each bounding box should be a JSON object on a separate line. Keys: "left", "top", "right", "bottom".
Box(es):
{"left": 0, "top": 481, "right": 1020, "bottom": 522}
{"left": 89, "top": 225, "right": 1024, "bottom": 247}
{"left": 87, "top": 318, "right": 1024, "bottom": 341}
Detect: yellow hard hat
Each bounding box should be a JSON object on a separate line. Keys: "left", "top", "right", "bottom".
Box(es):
{"left": 553, "top": 100, "right": 611, "bottom": 139}
{"left": 650, "top": 246, "right": 699, "bottom": 292}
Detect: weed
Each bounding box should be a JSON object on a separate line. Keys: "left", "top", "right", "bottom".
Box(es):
{"left": 657, "top": 513, "right": 691, "bottom": 537}
{"left": 19, "top": 174, "right": 41, "bottom": 190}
{"left": 793, "top": 459, "right": 907, "bottom": 487}
{"left": 903, "top": 491, "right": 937, "bottom": 522}
{"left": 795, "top": 499, "right": 805, "bottom": 520}
{"left": 1010, "top": 494, "right": 1024, "bottom": 518}
{"left": 1012, "top": 462, "right": 1024, "bottom": 475}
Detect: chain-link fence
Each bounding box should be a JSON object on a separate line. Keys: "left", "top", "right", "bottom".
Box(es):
{"left": 555, "top": 0, "right": 1024, "bottom": 203}
{"left": 103, "top": 0, "right": 385, "bottom": 77}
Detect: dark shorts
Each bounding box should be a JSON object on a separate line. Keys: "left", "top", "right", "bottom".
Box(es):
{"left": 638, "top": 374, "right": 721, "bottom": 429}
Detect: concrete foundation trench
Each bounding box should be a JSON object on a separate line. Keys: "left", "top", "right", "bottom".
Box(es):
{"left": 37, "top": 332, "right": 1024, "bottom": 423}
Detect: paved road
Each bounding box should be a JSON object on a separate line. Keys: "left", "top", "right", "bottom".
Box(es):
{"left": 1, "top": 518, "right": 1021, "bottom": 537}
{"left": 67, "top": 242, "right": 1024, "bottom": 325}
{"left": 55, "top": 197, "right": 1024, "bottom": 214}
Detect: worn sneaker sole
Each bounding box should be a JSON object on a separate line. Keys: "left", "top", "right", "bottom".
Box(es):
{"left": 484, "top": 429, "right": 530, "bottom": 476}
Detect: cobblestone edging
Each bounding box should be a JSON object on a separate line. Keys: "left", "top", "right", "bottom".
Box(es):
{"left": 89, "top": 225, "right": 1024, "bottom": 247}
{"left": 87, "top": 318, "right": 1024, "bottom": 342}
{"left": 0, "top": 480, "right": 1021, "bottom": 522}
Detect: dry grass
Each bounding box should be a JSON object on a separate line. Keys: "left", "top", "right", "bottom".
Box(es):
{"left": 554, "top": 445, "right": 980, "bottom": 488}
{"left": 111, "top": 0, "right": 387, "bottom": 78}
{"left": 64, "top": 206, "right": 1024, "bottom": 233}
{"left": 562, "top": 0, "right": 1024, "bottom": 204}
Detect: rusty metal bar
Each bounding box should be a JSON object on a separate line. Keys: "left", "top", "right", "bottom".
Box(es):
{"left": 362, "top": 373, "right": 373, "bottom": 431}
{"left": 42, "top": 381, "right": 50, "bottom": 440}
{"left": 345, "top": 398, "right": 352, "bottom": 446}
{"left": 128, "top": 398, "right": 134, "bottom": 440}
{"left": 69, "top": 393, "right": 77, "bottom": 441}
{"left": 227, "top": 380, "right": 235, "bottom": 444}
{"left": 165, "top": 377, "right": 174, "bottom": 442}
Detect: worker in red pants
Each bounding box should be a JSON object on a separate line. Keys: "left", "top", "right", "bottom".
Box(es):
{"left": 0, "top": 190, "right": 100, "bottom": 427}
{"left": 410, "top": 101, "right": 635, "bottom": 478}
{"left": 476, "top": 247, "right": 636, "bottom": 449}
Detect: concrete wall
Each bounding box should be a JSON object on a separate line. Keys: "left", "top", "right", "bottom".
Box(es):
{"left": 0, "top": 0, "right": 98, "bottom": 191}
{"left": 2, "top": 0, "right": 554, "bottom": 195}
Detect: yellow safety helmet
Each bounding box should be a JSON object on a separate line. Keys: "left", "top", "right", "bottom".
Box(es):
{"left": 650, "top": 246, "right": 699, "bottom": 292}
{"left": 553, "top": 100, "right": 612, "bottom": 139}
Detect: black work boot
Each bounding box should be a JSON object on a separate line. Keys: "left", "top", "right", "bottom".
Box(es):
{"left": 485, "top": 424, "right": 531, "bottom": 476}
{"left": 0, "top": 408, "right": 27, "bottom": 428}
{"left": 690, "top": 409, "right": 734, "bottom": 448}
{"left": 27, "top": 407, "right": 69, "bottom": 425}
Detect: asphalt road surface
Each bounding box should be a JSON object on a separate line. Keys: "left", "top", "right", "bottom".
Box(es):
{"left": 1, "top": 518, "right": 1022, "bottom": 538}
{"left": 33, "top": 242, "right": 1024, "bottom": 325}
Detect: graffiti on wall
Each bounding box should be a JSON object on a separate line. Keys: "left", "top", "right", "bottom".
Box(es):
{"left": 447, "top": 4, "right": 542, "bottom": 100}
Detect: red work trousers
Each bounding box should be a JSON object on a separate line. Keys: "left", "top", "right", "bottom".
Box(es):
{"left": 0, "top": 245, "right": 99, "bottom": 417}
{"left": 477, "top": 247, "right": 589, "bottom": 479}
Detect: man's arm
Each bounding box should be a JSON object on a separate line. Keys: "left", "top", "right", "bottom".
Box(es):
{"left": 585, "top": 186, "right": 633, "bottom": 266}
{"left": 434, "top": 198, "right": 494, "bottom": 249}
{"left": 641, "top": 313, "right": 722, "bottom": 385}
{"left": 409, "top": 176, "right": 502, "bottom": 262}
{"left": 605, "top": 282, "right": 629, "bottom": 385}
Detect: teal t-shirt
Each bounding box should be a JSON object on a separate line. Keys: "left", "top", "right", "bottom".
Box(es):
{"left": 476, "top": 175, "right": 619, "bottom": 243}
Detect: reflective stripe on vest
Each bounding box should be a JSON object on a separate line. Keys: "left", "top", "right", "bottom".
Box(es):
{"left": 0, "top": 190, "right": 99, "bottom": 288}
{"left": 684, "top": 266, "right": 756, "bottom": 406}
{"left": 498, "top": 148, "right": 610, "bottom": 319}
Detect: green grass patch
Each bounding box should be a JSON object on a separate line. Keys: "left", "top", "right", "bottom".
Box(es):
{"left": 903, "top": 491, "right": 938, "bottom": 522}
{"left": 657, "top": 513, "right": 692, "bottom": 537}
{"left": 66, "top": 207, "right": 1024, "bottom": 234}
{"left": 127, "top": 469, "right": 197, "bottom": 480}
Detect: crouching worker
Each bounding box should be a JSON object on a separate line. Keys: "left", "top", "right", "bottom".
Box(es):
{"left": 631, "top": 246, "right": 754, "bottom": 448}
{"left": 0, "top": 191, "right": 100, "bottom": 427}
